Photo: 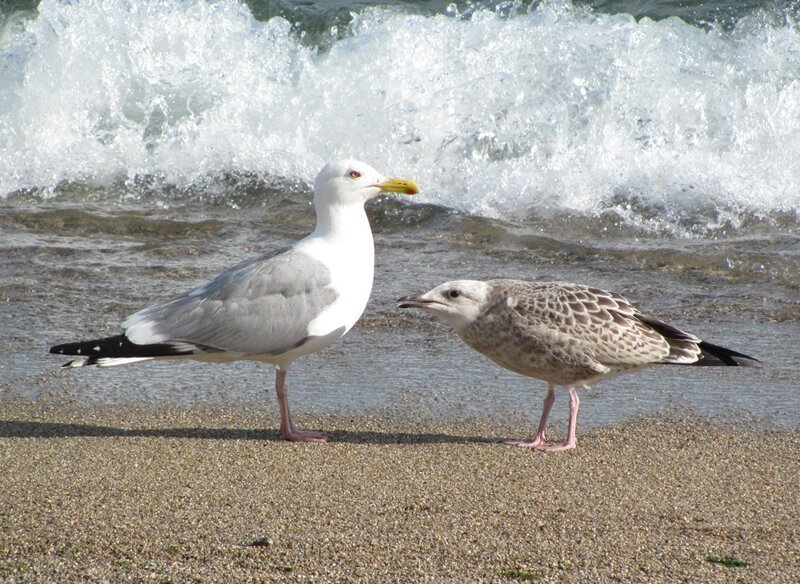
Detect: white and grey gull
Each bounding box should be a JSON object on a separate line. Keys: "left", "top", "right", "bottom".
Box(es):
{"left": 398, "top": 278, "right": 759, "bottom": 452}
{"left": 51, "top": 159, "right": 419, "bottom": 442}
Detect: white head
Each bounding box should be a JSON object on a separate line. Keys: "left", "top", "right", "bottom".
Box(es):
{"left": 313, "top": 159, "right": 418, "bottom": 208}
{"left": 397, "top": 280, "right": 492, "bottom": 332}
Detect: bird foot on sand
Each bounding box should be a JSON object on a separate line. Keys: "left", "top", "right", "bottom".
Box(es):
{"left": 536, "top": 441, "right": 577, "bottom": 453}
{"left": 502, "top": 438, "right": 544, "bottom": 448}
{"left": 280, "top": 429, "right": 329, "bottom": 443}
{"left": 502, "top": 437, "right": 577, "bottom": 453}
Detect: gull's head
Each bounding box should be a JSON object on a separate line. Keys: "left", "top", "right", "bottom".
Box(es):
{"left": 397, "top": 280, "right": 491, "bottom": 332}
{"left": 313, "top": 159, "right": 419, "bottom": 208}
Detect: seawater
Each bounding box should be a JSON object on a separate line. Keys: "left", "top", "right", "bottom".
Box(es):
{"left": 1, "top": 0, "right": 798, "bottom": 430}
{"left": 2, "top": 0, "right": 799, "bottom": 235}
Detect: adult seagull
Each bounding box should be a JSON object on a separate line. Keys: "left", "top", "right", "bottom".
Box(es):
{"left": 398, "top": 279, "right": 758, "bottom": 452}
{"left": 51, "top": 160, "right": 419, "bottom": 442}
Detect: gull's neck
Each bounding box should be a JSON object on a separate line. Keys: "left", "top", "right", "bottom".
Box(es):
{"left": 305, "top": 201, "right": 376, "bottom": 284}
{"left": 311, "top": 201, "right": 373, "bottom": 245}
{"left": 307, "top": 199, "right": 376, "bottom": 326}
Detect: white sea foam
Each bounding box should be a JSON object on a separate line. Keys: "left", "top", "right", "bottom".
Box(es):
{"left": 1, "top": 0, "right": 799, "bottom": 235}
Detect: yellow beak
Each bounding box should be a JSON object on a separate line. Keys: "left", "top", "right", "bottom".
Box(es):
{"left": 373, "top": 177, "right": 420, "bottom": 196}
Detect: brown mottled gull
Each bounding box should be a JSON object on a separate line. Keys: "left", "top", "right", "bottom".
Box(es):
{"left": 397, "top": 279, "right": 759, "bottom": 452}
{"left": 50, "top": 160, "right": 419, "bottom": 443}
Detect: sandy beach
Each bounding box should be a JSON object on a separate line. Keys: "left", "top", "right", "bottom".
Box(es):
{"left": 1, "top": 400, "right": 797, "bottom": 583}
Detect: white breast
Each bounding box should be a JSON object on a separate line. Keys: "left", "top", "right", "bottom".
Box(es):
{"left": 296, "top": 227, "right": 375, "bottom": 339}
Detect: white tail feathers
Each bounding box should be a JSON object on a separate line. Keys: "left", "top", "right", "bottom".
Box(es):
{"left": 62, "top": 356, "right": 153, "bottom": 368}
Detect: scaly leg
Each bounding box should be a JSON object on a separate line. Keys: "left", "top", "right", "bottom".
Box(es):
{"left": 274, "top": 367, "right": 328, "bottom": 442}
{"left": 538, "top": 387, "right": 581, "bottom": 453}
{"left": 503, "top": 383, "right": 556, "bottom": 448}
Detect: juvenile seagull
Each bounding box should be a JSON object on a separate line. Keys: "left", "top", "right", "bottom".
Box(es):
{"left": 51, "top": 159, "right": 418, "bottom": 442}
{"left": 398, "top": 279, "right": 758, "bottom": 452}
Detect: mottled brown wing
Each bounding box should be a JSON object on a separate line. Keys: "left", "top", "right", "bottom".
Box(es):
{"left": 496, "top": 280, "right": 698, "bottom": 366}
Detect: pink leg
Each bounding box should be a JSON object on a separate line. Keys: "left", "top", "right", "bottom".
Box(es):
{"left": 503, "top": 383, "right": 556, "bottom": 448}
{"left": 274, "top": 367, "right": 328, "bottom": 443}
{"left": 538, "top": 387, "right": 581, "bottom": 453}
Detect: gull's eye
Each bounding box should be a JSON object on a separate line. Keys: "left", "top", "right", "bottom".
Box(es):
{"left": 349, "top": 170, "right": 362, "bottom": 179}
{"left": 447, "top": 289, "right": 461, "bottom": 299}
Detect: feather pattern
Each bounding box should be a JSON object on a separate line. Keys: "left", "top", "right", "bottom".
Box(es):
{"left": 449, "top": 279, "right": 758, "bottom": 386}
{"left": 499, "top": 280, "right": 703, "bottom": 365}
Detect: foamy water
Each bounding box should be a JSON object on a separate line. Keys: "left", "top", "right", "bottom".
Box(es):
{"left": 2, "top": 1, "right": 798, "bottom": 428}
{"left": 1, "top": 0, "right": 799, "bottom": 235}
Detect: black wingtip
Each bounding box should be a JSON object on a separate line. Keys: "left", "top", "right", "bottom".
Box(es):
{"left": 697, "top": 341, "right": 761, "bottom": 367}
{"left": 49, "top": 336, "right": 125, "bottom": 358}
{"left": 49, "top": 334, "right": 199, "bottom": 362}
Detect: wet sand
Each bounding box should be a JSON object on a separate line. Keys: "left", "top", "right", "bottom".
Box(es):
{"left": 1, "top": 400, "right": 797, "bottom": 582}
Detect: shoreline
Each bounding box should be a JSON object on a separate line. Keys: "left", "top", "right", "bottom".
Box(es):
{"left": 1, "top": 401, "right": 798, "bottom": 582}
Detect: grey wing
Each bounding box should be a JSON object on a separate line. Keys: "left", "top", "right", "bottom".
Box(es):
{"left": 499, "top": 280, "right": 694, "bottom": 366}
{"left": 123, "top": 246, "right": 337, "bottom": 355}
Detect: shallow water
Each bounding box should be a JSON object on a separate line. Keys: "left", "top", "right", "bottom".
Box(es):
{"left": 3, "top": 199, "right": 797, "bottom": 430}
{"left": 1, "top": 0, "right": 798, "bottom": 430}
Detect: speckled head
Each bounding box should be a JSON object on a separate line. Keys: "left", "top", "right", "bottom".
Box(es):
{"left": 397, "top": 280, "right": 491, "bottom": 331}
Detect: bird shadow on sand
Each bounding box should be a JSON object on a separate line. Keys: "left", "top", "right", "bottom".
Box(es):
{"left": 0, "top": 419, "right": 496, "bottom": 445}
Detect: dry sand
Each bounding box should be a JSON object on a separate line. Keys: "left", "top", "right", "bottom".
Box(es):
{"left": 0, "top": 400, "right": 797, "bottom": 583}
